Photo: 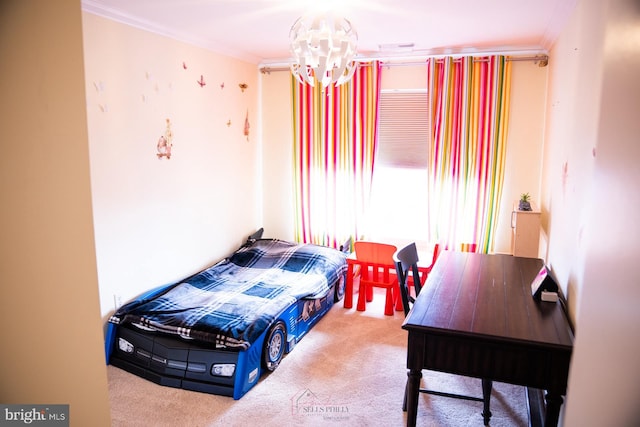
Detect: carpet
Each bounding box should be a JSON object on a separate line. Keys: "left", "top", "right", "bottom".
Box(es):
{"left": 107, "top": 289, "right": 530, "bottom": 426}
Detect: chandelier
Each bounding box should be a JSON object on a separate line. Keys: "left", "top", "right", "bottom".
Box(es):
{"left": 289, "top": 12, "right": 358, "bottom": 88}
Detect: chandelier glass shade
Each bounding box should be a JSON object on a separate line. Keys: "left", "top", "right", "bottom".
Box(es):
{"left": 289, "top": 12, "right": 358, "bottom": 88}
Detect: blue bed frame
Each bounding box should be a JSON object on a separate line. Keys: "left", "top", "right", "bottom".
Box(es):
{"left": 105, "top": 233, "right": 346, "bottom": 399}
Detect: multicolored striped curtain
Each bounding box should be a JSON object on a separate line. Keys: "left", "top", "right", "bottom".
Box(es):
{"left": 427, "top": 56, "right": 512, "bottom": 253}
{"left": 291, "top": 61, "right": 381, "bottom": 248}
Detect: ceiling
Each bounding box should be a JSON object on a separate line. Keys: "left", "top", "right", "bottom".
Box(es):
{"left": 82, "top": 0, "right": 577, "bottom": 66}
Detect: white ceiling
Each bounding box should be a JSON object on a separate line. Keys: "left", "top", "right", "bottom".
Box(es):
{"left": 82, "top": 0, "right": 577, "bottom": 65}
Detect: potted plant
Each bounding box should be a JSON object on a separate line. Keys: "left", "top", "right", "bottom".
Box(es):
{"left": 519, "top": 193, "right": 532, "bottom": 211}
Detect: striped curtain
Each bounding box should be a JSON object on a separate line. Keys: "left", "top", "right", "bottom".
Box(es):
{"left": 427, "top": 56, "right": 512, "bottom": 253}
{"left": 291, "top": 61, "right": 381, "bottom": 248}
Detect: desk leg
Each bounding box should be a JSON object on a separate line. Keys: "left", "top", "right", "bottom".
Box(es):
{"left": 481, "top": 378, "right": 492, "bottom": 426}
{"left": 544, "top": 392, "right": 564, "bottom": 427}
{"left": 344, "top": 263, "right": 354, "bottom": 309}
{"left": 406, "top": 369, "right": 421, "bottom": 427}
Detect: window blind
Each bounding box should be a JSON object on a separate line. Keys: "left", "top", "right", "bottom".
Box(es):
{"left": 376, "top": 90, "right": 429, "bottom": 168}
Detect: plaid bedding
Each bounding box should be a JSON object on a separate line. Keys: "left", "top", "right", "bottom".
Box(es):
{"left": 109, "top": 239, "right": 347, "bottom": 350}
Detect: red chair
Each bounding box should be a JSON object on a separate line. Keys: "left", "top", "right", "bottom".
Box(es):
{"left": 353, "top": 241, "right": 400, "bottom": 316}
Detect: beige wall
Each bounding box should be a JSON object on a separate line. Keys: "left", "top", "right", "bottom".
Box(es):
{"left": 82, "top": 13, "right": 261, "bottom": 318}
{"left": 541, "top": 0, "right": 604, "bottom": 319}
{"left": 548, "top": 0, "right": 640, "bottom": 425}
{"left": 260, "top": 70, "right": 295, "bottom": 241}
{"left": 0, "top": 1, "right": 111, "bottom": 425}
{"left": 261, "top": 61, "right": 548, "bottom": 255}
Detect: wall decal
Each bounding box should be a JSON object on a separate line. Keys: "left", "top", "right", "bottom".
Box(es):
{"left": 561, "top": 161, "right": 569, "bottom": 197}
{"left": 157, "top": 118, "right": 174, "bottom": 160}
{"left": 93, "top": 80, "right": 108, "bottom": 112}
{"left": 197, "top": 75, "right": 206, "bottom": 87}
{"left": 244, "top": 110, "right": 250, "bottom": 141}
{"left": 142, "top": 71, "right": 162, "bottom": 104}
{"left": 239, "top": 83, "right": 248, "bottom": 92}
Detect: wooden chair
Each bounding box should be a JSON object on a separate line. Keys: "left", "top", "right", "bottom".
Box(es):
{"left": 404, "top": 243, "right": 439, "bottom": 301}
{"left": 394, "top": 242, "right": 488, "bottom": 415}
{"left": 353, "top": 241, "right": 400, "bottom": 316}
{"left": 394, "top": 242, "right": 426, "bottom": 315}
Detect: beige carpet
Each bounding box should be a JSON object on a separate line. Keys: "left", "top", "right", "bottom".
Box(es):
{"left": 107, "top": 289, "right": 529, "bottom": 427}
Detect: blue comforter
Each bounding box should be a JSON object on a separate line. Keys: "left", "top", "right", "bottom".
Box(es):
{"left": 109, "top": 239, "right": 347, "bottom": 350}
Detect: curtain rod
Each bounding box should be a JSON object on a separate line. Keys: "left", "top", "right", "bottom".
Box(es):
{"left": 382, "top": 55, "right": 548, "bottom": 67}
{"left": 259, "top": 54, "right": 548, "bottom": 74}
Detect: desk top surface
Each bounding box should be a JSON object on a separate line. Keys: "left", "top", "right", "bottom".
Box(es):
{"left": 402, "top": 251, "right": 573, "bottom": 350}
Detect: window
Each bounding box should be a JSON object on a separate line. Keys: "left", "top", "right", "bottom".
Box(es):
{"left": 376, "top": 90, "right": 429, "bottom": 169}
{"left": 364, "top": 90, "right": 430, "bottom": 247}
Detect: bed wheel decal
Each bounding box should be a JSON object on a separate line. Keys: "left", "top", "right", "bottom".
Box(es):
{"left": 263, "top": 321, "right": 286, "bottom": 371}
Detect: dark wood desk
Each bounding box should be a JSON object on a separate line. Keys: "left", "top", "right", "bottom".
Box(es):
{"left": 402, "top": 251, "right": 573, "bottom": 427}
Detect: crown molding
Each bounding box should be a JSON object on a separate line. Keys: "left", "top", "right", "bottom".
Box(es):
{"left": 81, "top": 0, "right": 261, "bottom": 64}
